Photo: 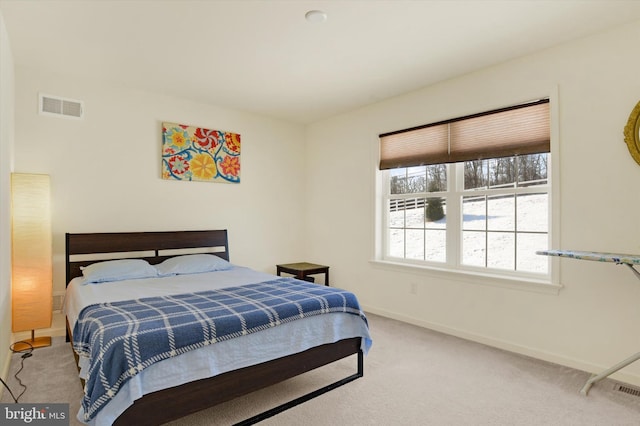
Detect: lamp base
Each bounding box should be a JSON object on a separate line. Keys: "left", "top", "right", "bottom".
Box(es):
{"left": 13, "top": 336, "right": 51, "bottom": 352}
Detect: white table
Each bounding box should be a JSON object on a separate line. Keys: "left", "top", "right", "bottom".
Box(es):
{"left": 537, "top": 249, "right": 640, "bottom": 395}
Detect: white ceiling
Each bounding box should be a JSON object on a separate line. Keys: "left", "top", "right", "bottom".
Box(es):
{"left": 2, "top": 0, "right": 640, "bottom": 124}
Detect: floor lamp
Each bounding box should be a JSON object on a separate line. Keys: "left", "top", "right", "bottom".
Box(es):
{"left": 11, "top": 173, "right": 52, "bottom": 351}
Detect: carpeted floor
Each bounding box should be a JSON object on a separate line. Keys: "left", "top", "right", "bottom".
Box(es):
{"left": 2, "top": 313, "right": 639, "bottom": 425}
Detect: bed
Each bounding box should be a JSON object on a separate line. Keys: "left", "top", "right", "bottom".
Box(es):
{"left": 64, "top": 230, "right": 371, "bottom": 425}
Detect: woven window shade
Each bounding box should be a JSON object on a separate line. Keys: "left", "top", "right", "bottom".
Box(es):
{"left": 379, "top": 99, "right": 549, "bottom": 169}
{"left": 379, "top": 124, "right": 449, "bottom": 169}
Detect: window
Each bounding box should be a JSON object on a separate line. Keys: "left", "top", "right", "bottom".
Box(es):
{"left": 379, "top": 99, "right": 550, "bottom": 279}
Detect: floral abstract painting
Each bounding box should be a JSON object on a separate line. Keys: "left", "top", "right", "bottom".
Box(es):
{"left": 162, "top": 122, "right": 241, "bottom": 183}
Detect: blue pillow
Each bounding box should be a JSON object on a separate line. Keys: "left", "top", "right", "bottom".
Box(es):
{"left": 155, "top": 254, "right": 232, "bottom": 276}
{"left": 81, "top": 259, "right": 158, "bottom": 284}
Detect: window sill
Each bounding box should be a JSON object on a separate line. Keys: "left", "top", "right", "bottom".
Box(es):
{"left": 369, "top": 259, "right": 562, "bottom": 295}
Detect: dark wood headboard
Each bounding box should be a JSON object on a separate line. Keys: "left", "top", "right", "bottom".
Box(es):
{"left": 65, "top": 230, "right": 229, "bottom": 285}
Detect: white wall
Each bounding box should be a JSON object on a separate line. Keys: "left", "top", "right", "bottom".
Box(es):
{"left": 8, "top": 9, "right": 640, "bottom": 389}
{"left": 0, "top": 9, "right": 14, "bottom": 388}
{"left": 305, "top": 20, "right": 640, "bottom": 385}
{"left": 13, "top": 69, "right": 307, "bottom": 296}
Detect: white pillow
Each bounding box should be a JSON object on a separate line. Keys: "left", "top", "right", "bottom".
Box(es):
{"left": 155, "top": 254, "right": 232, "bottom": 276}
{"left": 81, "top": 259, "right": 158, "bottom": 284}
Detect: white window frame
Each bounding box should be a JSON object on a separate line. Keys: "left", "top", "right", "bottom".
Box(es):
{"left": 372, "top": 91, "right": 561, "bottom": 293}
{"left": 382, "top": 159, "right": 549, "bottom": 276}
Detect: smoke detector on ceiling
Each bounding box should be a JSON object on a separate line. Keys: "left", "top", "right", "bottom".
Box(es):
{"left": 39, "top": 93, "right": 84, "bottom": 119}
{"left": 305, "top": 10, "right": 327, "bottom": 23}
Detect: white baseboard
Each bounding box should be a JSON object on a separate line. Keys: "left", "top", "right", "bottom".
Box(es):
{"left": 362, "top": 304, "right": 640, "bottom": 388}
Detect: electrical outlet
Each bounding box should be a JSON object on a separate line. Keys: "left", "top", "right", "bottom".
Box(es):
{"left": 410, "top": 282, "right": 418, "bottom": 295}
{"left": 52, "top": 293, "right": 65, "bottom": 312}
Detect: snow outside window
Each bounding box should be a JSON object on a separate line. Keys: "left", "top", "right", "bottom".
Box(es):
{"left": 383, "top": 154, "right": 549, "bottom": 278}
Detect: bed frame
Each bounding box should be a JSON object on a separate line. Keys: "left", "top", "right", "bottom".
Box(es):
{"left": 65, "top": 230, "right": 364, "bottom": 425}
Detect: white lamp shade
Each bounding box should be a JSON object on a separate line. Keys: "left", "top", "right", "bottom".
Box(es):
{"left": 11, "top": 173, "right": 52, "bottom": 332}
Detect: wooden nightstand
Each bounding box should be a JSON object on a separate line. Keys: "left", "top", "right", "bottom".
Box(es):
{"left": 276, "top": 262, "right": 330, "bottom": 286}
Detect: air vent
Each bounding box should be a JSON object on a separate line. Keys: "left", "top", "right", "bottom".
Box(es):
{"left": 39, "top": 93, "right": 84, "bottom": 119}
{"left": 614, "top": 383, "right": 640, "bottom": 397}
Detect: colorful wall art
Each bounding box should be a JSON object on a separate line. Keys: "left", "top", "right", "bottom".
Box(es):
{"left": 162, "top": 122, "right": 241, "bottom": 183}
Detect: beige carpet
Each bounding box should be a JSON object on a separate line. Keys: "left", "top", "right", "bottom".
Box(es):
{"left": 2, "top": 313, "right": 639, "bottom": 425}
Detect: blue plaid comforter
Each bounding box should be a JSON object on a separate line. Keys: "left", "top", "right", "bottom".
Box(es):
{"left": 72, "top": 277, "right": 367, "bottom": 422}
